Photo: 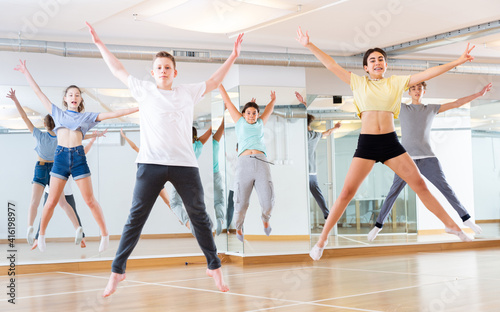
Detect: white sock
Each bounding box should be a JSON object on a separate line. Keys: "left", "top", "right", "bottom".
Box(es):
{"left": 463, "top": 219, "right": 482, "bottom": 235}
{"left": 445, "top": 227, "right": 473, "bottom": 242}
{"left": 26, "top": 226, "right": 34, "bottom": 245}
{"left": 75, "top": 227, "right": 84, "bottom": 245}
{"left": 38, "top": 235, "right": 46, "bottom": 252}
{"left": 367, "top": 226, "right": 382, "bottom": 242}
{"left": 99, "top": 235, "right": 109, "bottom": 253}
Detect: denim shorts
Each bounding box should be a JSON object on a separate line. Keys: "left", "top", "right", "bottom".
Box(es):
{"left": 32, "top": 161, "right": 54, "bottom": 187}
{"left": 50, "top": 145, "right": 91, "bottom": 181}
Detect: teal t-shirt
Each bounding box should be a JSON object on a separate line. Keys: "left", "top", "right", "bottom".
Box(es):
{"left": 235, "top": 117, "right": 266, "bottom": 156}
{"left": 213, "top": 139, "right": 220, "bottom": 173}
{"left": 193, "top": 140, "right": 203, "bottom": 159}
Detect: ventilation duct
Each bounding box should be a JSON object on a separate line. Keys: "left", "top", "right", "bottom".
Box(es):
{"left": 2, "top": 38, "right": 500, "bottom": 75}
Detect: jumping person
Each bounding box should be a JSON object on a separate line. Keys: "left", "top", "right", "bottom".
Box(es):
{"left": 15, "top": 61, "right": 138, "bottom": 253}
{"left": 367, "top": 82, "right": 492, "bottom": 241}
{"left": 8, "top": 88, "right": 84, "bottom": 246}
{"left": 219, "top": 84, "right": 276, "bottom": 242}
{"left": 87, "top": 22, "right": 242, "bottom": 295}
{"left": 296, "top": 27, "right": 475, "bottom": 261}
{"left": 32, "top": 132, "right": 102, "bottom": 250}
{"left": 296, "top": 91, "right": 341, "bottom": 220}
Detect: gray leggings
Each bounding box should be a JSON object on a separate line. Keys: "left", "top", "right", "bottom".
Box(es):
{"left": 233, "top": 154, "right": 274, "bottom": 231}
{"left": 375, "top": 157, "right": 471, "bottom": 228}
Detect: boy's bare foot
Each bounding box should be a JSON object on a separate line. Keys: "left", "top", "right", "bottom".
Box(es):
{"left": 103, "top": 272, "right": 126, "bottom": 297}
{"left": 31, "top": 240, "right": 38, "bottom": 251}
{"left": 206, "top": 268, "right": 229, "bottom": 292}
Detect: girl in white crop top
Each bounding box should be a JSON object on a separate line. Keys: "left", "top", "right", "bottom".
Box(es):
{"left": 15, "top": 60, "right": 138, "bottom": 253}
{"left": 296, "top": 27, "right": 476, "bottom": 260}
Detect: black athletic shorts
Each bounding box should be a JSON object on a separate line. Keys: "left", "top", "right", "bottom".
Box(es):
{"left": 353, "top": 131, "right": 406, "bottom": 163}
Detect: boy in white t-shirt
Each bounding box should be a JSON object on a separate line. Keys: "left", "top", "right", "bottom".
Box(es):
{"left": 87, "top": 22, "right": 242, "bottom": 296}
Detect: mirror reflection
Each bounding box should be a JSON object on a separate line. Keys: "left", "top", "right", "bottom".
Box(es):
{"left": 308, "top": 89, "right": 500, "bottom": 250}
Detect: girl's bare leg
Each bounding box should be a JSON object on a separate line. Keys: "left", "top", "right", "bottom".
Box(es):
{"left": 317, "top": 158, "right": 376, "bottom": 247}
{"left": 75, "top": 176, "right": 108, "bottom": 235}
{"left": 28, "top": 183, "right": 45, "bottom": 226}
{"left": 75, "top": 176, "right": 109, "bottom": 251}
{"left": 38, "top": 176, "right": 67, "bottom": 251}
{"left": 385, "top": 153, "right": 461, "bottom": 232}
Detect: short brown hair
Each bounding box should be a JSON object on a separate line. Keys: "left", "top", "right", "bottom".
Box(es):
{"left": 44, "top": 114, "right": 55, "bottom": 131}
{"left": 154, "top": 51, "right": 176, "bottom": 69}
{"left": 411, "top": 81, "right": 427, "bottom": 90}
{"left": 307, "top": 114, "right": 315, "bottom": 126}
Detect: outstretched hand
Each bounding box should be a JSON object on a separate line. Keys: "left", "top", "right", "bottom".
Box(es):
{"left": 295, "top": 91, "right": 306, "bottom": 106}
{"left": 479, "top": 83, "right": 493, "bottom": 96}
{"left": 96, "top": 129, "right": 108, "bottom": 137}
{"left": 14, "top": 59, "right": 28, "bottom": 74}
{"left": 334, "top": 121, "right": 341, "bottom": 129}
{"left": 270, "top": 91, "right": 276, "bottom": 102}
{"left": 251, "top": 97, "right": 256, "bottom": 103}
{"left": 6, "top": 88, "right": 17, "bottom": 101}
{"left": 86, "top": 21, "right": 102, "bottom": 45}
{"left": 120, "top": 128, "right": 126, "bottom": 138}
{"left": 296, "top": 27, "right": 310, "bottom": 47}
{"left": 458, "top": 43, "right": 475, "bottom": 64}
{"left": 232, "top": 33, "right": 244, "bottom": 58}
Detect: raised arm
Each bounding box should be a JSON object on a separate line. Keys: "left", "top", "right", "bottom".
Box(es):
{"left": 438, "top": 83, "right": 492, "bottom": 113}
{"left": 296, "top": 27, "right": 350, "bottom": 85}
{"left": 322, "top": 122, "right": 341, "bottom": 138}
{"left": 259, "top": 91, "right": 276, "bottom": 125}
{"left": 198, "top": 127, "right": 212, "bottom": 145}
{"left": 295, "top": 91, "right": 307, "bottom": 107}
{"left": 84, "top": 133, "right": 97, "bottom": 154}
{"left": 409, "top": 43, "right": 475, "bottom": 86}
{"left": 219, "top": 84, "right": 242, "bottom": 123}
{"left": 96, "top": 106, "right": 138, "bottom": 121}
{"left": 86, "top": 22, "right": 130, "bottom": 86}
{"left": 14, "top": 60, "right": 52, "bottom": 112}
{"left": 213, "top": 119, "right": 225, "bottom": 142}
{"left": 120, "top": 129, "right": 140, "bottom": 153}
{"left": 204, "top": 34, "right": 243, "bottom": 95}
{"left": 7, "top": 89, "right": 35, "bottom": 133}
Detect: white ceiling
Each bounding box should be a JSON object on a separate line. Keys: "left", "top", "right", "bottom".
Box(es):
{"left": 1, "top": 0, "right": 500, "bottom": 59}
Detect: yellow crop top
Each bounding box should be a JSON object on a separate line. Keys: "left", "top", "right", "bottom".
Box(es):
{"left": 350, "top": 72, "right": 411, "bottom": 119}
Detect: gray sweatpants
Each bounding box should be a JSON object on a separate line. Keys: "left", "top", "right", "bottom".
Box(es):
{"left": 375, "top": 157, "right": 471, "bottom": 228}
{"left": 233, "top": 154, "right": 274, "bottom": 231}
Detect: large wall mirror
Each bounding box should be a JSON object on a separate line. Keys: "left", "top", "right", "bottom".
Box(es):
{"left": 2, "top": 77, "right": 499, "bottom": 267}
{"left": 307, "top": 92, "right": 500, "bottom": 250}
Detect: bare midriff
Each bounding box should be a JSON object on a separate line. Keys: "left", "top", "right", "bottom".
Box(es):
{"left": 56, "top": 128, "right": 84, "bottom": 148}
{"left": 359, "top": 111, "right": 396, "bottom": 134}
{"left": 239, "top": 149, "right": 265, "bottom": 156}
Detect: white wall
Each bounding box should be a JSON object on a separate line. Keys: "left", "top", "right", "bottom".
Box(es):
{"left": 472, "top": 136, "right": 500, "bottom": 220}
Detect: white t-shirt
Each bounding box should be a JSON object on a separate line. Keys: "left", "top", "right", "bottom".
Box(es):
{"left": 128, "top": 75, "right": 206, "bottom": 167}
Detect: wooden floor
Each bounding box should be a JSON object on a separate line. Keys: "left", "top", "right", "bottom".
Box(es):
{"left": 2, "top": 247, "right": 500, "bottom": 311}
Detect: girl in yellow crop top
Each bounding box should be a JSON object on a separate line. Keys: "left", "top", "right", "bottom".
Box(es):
{"left": 296, "top": 27, "right": 476, "bottom": 260}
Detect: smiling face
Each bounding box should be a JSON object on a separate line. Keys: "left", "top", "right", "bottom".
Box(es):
{"left": 151, "top": 57, "right": 177, "bottom": 88}
{"left": 243, "top": 107, "right": 259, "bottom": 124}
{"left": 63, "top": 86, "right": 84, "bottom": 112}
{"left": 363, "top": 51, "right": 387, "bottom": 79}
